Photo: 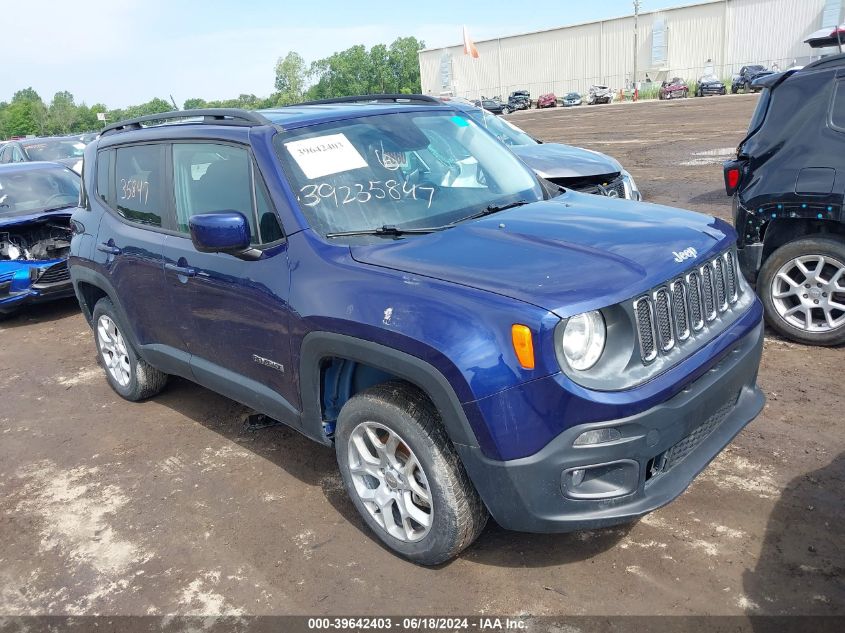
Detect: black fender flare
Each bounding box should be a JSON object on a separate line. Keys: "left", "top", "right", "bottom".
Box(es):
{"left": 299, "top": 331, "right": 482, "bottom": 450}
{"left": 70, "top": 264, "right": 141, "bottom": 348}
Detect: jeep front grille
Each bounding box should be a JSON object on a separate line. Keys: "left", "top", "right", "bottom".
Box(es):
{"left": 633, "top": 250, "right": 742, "bottom": 364}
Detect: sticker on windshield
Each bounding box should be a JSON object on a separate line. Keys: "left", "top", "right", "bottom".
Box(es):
{"left": 285, "top": 133, "right": 367, "bottom": 180}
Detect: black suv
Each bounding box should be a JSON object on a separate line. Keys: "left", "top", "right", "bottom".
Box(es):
{"left": 724, "top": 54, "right": 845, "bottom": 345}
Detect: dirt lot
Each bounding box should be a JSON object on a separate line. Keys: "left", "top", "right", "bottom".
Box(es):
{"left": 1, "top": 95, "right": 843, "bottom": 619}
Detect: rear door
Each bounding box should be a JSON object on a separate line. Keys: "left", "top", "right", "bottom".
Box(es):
{"left": 92, "top": 144, "right": 170, "bottom": 356}
{"left": 161, "top": 140, "right": 298, "bottom": 416}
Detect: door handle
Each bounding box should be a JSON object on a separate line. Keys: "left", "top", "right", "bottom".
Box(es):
{"left": 97, "top": 243, "right": 122, "bottom": 255}
{"left": 165, "top": 262, "right": 197, "bottom": 277}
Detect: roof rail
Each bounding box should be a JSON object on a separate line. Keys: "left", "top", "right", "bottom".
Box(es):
{"left": 292, "top": 94, "right": 442, "bottom": 106}
{"left": 101, "top": 108, "right": 272, "bottom": 136}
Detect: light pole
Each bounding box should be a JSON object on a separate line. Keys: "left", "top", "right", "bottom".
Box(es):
{"left": 633, "top": 0, "right": 640, "bottom": 100}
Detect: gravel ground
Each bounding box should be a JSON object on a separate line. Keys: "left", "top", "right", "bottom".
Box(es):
{"left": 0, "top": 94, "right": 842, "bottom": 619}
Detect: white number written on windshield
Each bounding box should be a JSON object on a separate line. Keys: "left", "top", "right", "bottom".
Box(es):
{"left": 298, "top": 178, "right": 434, "bottom": 209}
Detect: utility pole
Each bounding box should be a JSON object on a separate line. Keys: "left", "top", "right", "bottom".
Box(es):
{"left": 633, "top": 0, "right": 640, "bottom": 100}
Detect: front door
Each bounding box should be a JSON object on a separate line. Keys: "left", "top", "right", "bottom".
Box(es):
{"left": 161, "top": 141, "right": 298, "bottom": 419}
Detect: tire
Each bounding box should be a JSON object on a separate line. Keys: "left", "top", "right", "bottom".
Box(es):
{"left": 731, "top": 85, "right": 738, "bottom": 94}
{"left": 757, "top": 236, "right": 845, "bottom": 346}
{"left": 501, "top": 106, "right": 510, "bottom": 115}
{"left": 335, "top": 381, "right": 488, "bottom": 565}
{"left": 92, "top": 298, "right": 168, "bottom": 400}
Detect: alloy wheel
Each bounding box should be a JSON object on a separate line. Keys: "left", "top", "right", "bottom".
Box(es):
{"left": 347, "top": 421, "right": 433, "bottom": 542}
{"left": 771, "top": 254, "right": 845, "bottom": 333}
{"left": 97, "top": 315, "right": 131, "bottom": 387}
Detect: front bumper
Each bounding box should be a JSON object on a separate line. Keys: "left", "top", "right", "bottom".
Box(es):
{"left": 0, "top": 261, "right": 73, "bottom": 315}
{"left": 456, "top": 320, "right": 764, "bottom": 533}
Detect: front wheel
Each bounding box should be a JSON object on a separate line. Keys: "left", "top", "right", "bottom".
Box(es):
{"left": 501, "top": 106, "right": 510, "bottom": 114}
{"left": 758, "top": 237, "right": 845, "bottom": 346}
{"left": 335, "top": 382, "right": 488, "bottom": 565}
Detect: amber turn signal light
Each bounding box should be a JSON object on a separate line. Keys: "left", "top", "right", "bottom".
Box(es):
{"left": 511, "top": 324, "right": 535, "bottom": 369}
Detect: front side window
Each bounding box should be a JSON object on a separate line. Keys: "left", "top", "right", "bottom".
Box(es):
{"left": 114, "top": 144, "right": 165, "bottom": 227}
{"left": 275, "top": 110, "right": 542, "bottom": 236}
{"left": 172, "top": 142, "right": 283, "bottom": 245}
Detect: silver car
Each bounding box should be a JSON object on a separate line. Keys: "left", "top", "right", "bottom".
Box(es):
{"left": 461, "top": 105, "right": 640, "bottom": 200}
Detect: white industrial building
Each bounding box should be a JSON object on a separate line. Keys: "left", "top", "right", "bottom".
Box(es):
{"left": 419, "top": 0, "right": 844, "bottom": 99}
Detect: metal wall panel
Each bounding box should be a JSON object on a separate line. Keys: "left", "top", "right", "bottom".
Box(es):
{"left": 419, "top": 0, "right": 830, "bottom": 99}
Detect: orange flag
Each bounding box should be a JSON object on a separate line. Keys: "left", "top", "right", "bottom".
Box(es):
{"left": 463, "top": 26, "right": 479, "bottom": 58}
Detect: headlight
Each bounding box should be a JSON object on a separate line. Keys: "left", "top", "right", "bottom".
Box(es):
{"left": 557, "top": 310, "right": 606, "bottom": 371}
{"left": 621, "top": 170, "right": 641, "bottom": 201}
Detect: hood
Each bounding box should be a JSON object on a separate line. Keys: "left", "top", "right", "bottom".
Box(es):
{"left": 350, "top": 192, "right": 735, "bottom": 317}
{"left": 511, "top": 143, "right": 622, "bottom": 179}
{"left": 0, "top": 209, "right": 73, "bottom": 230}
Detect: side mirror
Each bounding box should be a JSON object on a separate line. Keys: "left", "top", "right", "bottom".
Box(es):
{"left": 188, "top": 212, "right": 261, "bottom": 260}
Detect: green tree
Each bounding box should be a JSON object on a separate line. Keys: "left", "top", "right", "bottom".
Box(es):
{"left": 48, "top": 90, "right": 78, "bottom": 134}
{"left": 183, "top": 98, "right": 208, "bottom": 110}
{"left": 305, "top": 36, "right": 425, "bottom": 100}
{"left": 388, "top": 36, "right": 425, "bottom": 94}
{"left": 117, "top": 97, "right": 173, "bottom": 121}
{"left": 369, "top": 44, "right": 393, "bottom": 93}
{"left": 2, "top": 101, "right": 42, "bottom": 137}
{"left": 8, "top": 87, "right": 48, "bottom": 135}
{"left": 12, "top": 87, "right": 42, "bottom": 104}
{"left": 307, "top": 44, "right": 374, "bottom": 99}
{"left": 274, "top": 51, "right": 307, "bottom": 104}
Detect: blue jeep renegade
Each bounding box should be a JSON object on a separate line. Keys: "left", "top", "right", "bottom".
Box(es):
{"left": 69, "top": 97, "right": 765, "bottom": 565}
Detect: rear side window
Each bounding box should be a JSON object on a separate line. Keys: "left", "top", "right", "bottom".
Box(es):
{"left": 114, "top": 145, "right": 165, "bottom": 227}
{"left": 830, "top": 80, "right": 845, "bottom": 131}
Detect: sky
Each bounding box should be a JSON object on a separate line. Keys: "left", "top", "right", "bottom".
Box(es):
{"left": 1, "top": 0, "right": 696, "bottom": 109}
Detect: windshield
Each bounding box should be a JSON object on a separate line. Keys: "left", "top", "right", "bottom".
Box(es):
{"left": 275, "top": 110, "right": 543, "bottom": 236}
{"left": 0, "top": 166, "right": 80, "bottom": 216}
{"left": 22, "top": 139, "right": 86, "bottom": 161}
{"left": 700, "top": 73, "right": 719, "bottom": 82}
{"left": 466, "top": 109, "right": 537, "bottom": 147}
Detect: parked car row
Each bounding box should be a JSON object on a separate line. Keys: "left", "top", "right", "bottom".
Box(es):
{"left": 0, "top": 134, "right": 93, "bottom": 174}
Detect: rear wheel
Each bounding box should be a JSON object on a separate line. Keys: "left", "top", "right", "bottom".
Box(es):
{"left": 92, "top": 298, "right": 168, "bottom": 400}
{"left": 335, "top": 381, "right": 488, "bottom": 565}
{"left": 758, "top": 237, "right": 845, "bottom": 346}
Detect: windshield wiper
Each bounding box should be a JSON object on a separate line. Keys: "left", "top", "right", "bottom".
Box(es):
{"left": 451, "top": 200, "right": 532, "bottom": 225}
{"left": 325, "top": 224, "right": 450, "bottom": 239}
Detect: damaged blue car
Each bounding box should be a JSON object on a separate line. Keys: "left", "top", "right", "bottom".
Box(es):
{"left": 0, "top": 162, "right": 79, "bottom": 316}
